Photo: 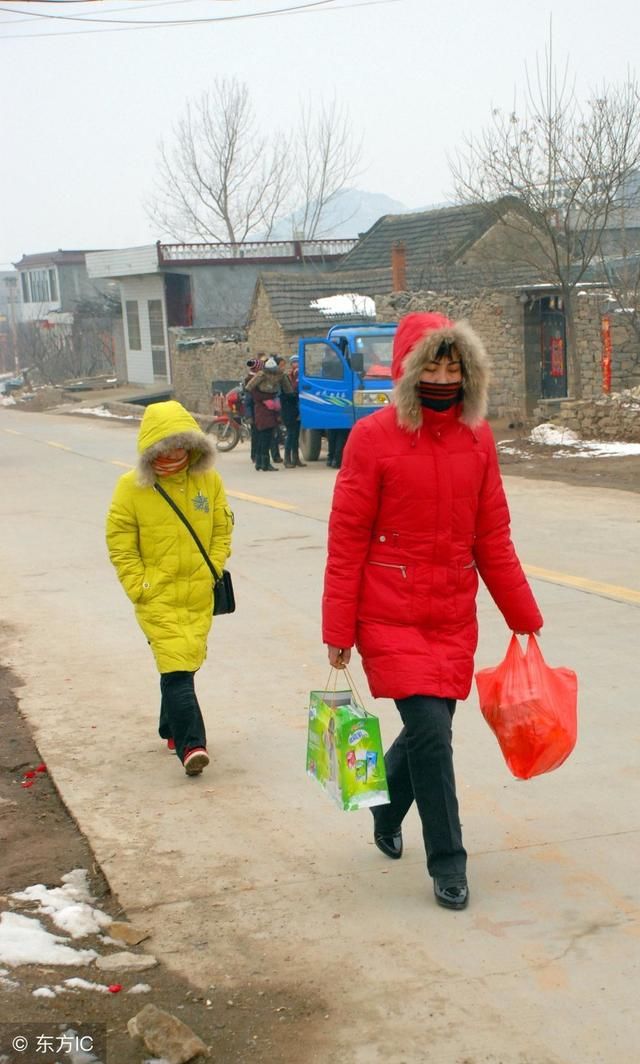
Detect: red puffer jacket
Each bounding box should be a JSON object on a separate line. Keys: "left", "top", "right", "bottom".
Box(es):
{"left": 322, "top": 312, "right": 543, "bottom": 701}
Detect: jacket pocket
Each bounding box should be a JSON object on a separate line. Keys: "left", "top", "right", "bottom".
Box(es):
{"left": 359, "top": 560, "right": 414, "bottom": 624}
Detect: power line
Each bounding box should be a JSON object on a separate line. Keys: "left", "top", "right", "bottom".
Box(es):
{"left": 0, "top": 0, "right": 396, "bottom": 38}
{"left": 0, "top": 0, "right": 335, "bottom": 25}
{"left": 1, "top": 0, "right": 201, "bottom": 24}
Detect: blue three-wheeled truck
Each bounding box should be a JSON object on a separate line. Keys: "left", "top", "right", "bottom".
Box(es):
{"left": 297, "top": 322, "right": 398, "bottom": 461}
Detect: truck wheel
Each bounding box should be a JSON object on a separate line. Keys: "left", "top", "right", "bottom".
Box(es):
{"left": 300, "top": 428, "right": 322, "bottom": 462}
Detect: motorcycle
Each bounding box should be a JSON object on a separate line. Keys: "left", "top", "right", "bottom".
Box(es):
{"left": 206, "top": 411, "right": 251, "bottom": 452}
{"left": 206, "top": 386, "right": 251, "bottom": 451}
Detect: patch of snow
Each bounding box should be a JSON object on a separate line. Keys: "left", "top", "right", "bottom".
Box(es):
{"left": 11, "top": 868, "right": 111, "bottom": 938}
{"left": 0, "top": 972, "right": 20, "bottom": 989}
{"left": 530, "top": 423, "right": 580, "bottom": 446}
{"left": 65, "top": 976, "right": 111, "bottom": 992}
{"left": 76, "top": 405, "right": 135, "bottom": 420}
{"left": 530, "top": 422, "right": 640, "bottom": 457}
{"left": 33, "top": 986, "right": 57, "bottom": 997}
{"left": 61, "top": 1029, "right": 101, "bottom": 1064}
{"left": 310, "top": 292, "right": 376, "bottom": 317}
{"left": 128, "top": 982, "right": 152, "bottom": 994}
{"left": 0, "top": 912, "right": 98, "bottom": 967}
{"left": 0, "top": 395, "right": 16, "bottom": 406}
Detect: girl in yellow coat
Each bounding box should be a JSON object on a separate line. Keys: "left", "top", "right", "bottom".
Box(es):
{"left": 106, "top": 401, "right": 233, "bottom": 775}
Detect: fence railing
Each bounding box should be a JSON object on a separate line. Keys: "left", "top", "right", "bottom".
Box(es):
{"left": 158, "top": 239, "right": 357, "bottom": 263}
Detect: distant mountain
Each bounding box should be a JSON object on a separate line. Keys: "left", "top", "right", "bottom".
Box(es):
{"left": 267, "top": 188, "right": 415, "bottom": 241}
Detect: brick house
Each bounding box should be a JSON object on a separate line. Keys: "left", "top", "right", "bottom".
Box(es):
{"left": 246, "top": 268, "right": 394, "bottom": 356}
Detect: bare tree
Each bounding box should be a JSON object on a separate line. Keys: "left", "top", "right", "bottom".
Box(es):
{"left": 290, "top": 98, "right": 363, "bottom": 239}
{"left": 148, "top": 79, "right": 291, "bottom": 244}
{"left": 451, "top": 37, "right": 640, "bottom": 397}
{"left": 147, "top": 84, "right": 363, "bottom": 246}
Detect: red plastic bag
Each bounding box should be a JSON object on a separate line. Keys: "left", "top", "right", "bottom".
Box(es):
{"left": 475, "top": 635, "right": 577, "bottom": 780}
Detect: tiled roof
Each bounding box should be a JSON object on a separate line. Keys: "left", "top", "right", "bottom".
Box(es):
{"left": 336, "top": 204, "right": 496, "bottom": 273}
{"left": 13, "top": 250, "right": 99, "bottom": 269}
{"left": 256, "top": 268, "right": 393, "bottom": 333}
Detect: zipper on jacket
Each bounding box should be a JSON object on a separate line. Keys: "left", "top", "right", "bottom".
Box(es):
{"left": 370, "top": 561, "right": 407, "bottom": 579}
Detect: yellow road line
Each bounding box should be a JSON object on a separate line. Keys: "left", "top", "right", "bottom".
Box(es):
{"left": 3, "top": 428, "right": 23, "bottom": 435}
{"left": 46, "top": 441, "right": 71, "bottom": 450}
{"left": 112, "top": 460, "right": 133, "bottom": 468}
{"left": 227, "top": 489, "right": 297, "bottom": 512}
{"left": 524, "top": 564, "right": 640, "bottom": 607}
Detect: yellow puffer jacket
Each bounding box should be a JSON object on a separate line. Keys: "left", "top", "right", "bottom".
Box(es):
{"left": 106, "top": 401, "right": 233, "bottom": 673}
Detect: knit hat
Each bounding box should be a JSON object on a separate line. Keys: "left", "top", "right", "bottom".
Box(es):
{"left": 246, "top": 358, "right": 261, "bottom": 371}
{"left": 289, "top": 354, "right": 299, "bottom": 363}
{"left": 264, "top": 357, "right": 278, "bottom": 370}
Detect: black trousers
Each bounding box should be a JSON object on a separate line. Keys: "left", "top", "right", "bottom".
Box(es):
{"left": 284, "top": 421, "right": 300, "bottom": 456}
{"left": 270, "top": 426, "right": 282, "bottom": 460}
{"left": 255, "top": 427, "right": 274, "bottom": 469}
{"left": 158, "top": 671, "right": 206, "bottom": 762}
{"left": 374, "top": 695, "right": 467, "bottom": 879}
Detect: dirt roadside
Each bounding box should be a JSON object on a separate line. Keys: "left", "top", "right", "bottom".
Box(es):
{"left": 0, "top": 665, "right": 327, "bottom": 1063}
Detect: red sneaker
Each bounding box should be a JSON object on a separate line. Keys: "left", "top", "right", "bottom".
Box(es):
{"left": 183, "top": 747, "right": 209, "bottom": 776}
{"left": 167, "top": 738, "right": 176, "bottom": 752}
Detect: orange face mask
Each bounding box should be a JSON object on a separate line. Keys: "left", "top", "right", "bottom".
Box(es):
{"left": 152, "top": 451, "right": 190, "bottom": 477}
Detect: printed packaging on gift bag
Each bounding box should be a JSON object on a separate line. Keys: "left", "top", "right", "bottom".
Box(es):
{"left": 306, "top": 689, "right": 389, "bottom": 811}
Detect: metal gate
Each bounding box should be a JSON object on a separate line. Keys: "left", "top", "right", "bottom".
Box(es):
{"left": 524, "top": 296, "right": 567, "bottom": 409}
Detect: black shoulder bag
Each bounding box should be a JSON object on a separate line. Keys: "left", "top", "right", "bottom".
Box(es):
{"left": 154, "top": 482, "right": 236, "bottom": 616}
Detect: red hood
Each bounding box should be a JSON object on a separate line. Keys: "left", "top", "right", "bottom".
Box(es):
{"left": 391, "top": 312, "right": 453, "bottom": 381}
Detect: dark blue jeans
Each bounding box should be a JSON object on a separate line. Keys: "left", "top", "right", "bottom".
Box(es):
{"left": 159, "top": 671, "right": 206, "bottom": 762}
{"left": 373, "top": 695, "right": 467, "bottom": 879}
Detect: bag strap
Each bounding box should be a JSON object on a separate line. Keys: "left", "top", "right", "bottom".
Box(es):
{"left": 153, "top": 482, "right": 219, "bottom": 580}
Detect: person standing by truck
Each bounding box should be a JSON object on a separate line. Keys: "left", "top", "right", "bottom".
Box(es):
{"left": 322, "top": 312, "right": 543, "bottom": 910}
{"left": 281, "top": 354, "right": 306, "bottom": 468}
{"left": 246, "top": 357, "right": 291, "bottom": 471}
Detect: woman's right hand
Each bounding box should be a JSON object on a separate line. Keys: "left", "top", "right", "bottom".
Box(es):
{"left": 328, "top": 645, "right": 351, "bottom": 670}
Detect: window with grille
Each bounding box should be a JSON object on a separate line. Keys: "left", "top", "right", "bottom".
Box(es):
{"left": 125, "top": 300, "right": 141, "bottom": 350}
{"left": 148, "top": 299, "right": 167, "bottom": 377}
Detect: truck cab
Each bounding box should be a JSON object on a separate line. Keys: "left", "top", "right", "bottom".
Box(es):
{"left": 297, "top": 322, "right": 397, "bottom": 460}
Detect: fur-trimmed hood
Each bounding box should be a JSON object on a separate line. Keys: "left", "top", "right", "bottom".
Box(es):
{"left": 392, "top": 312, "right": 490, "bottom": 431}
{"left": 136, "top": 400, "right": 215, "bottom": 487}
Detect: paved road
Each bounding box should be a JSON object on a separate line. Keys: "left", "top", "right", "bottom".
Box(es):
{"left": 1, "top": 407, "right": 639, "bottom": 1064}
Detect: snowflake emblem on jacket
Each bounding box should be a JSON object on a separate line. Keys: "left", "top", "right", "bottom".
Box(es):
{"left": 192, "top": 491, "right": 209, "bottom": 513}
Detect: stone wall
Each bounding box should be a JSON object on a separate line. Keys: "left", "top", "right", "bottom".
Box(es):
{"left": 573, "top": 293, "right": 640, "bottom": 398}
{"left": 376, "top": 290, "right": 525, "bottom": 421}
{"left": 169, "top": 327, "right": 250, "bottom": 414}
{"left": 552, "top": 388, "right": 640, "bottom": 441}
{"left": 246, "top": 284, "right": 291, "bottom": 357}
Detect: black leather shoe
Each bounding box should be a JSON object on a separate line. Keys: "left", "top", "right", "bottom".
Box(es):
{"left": 433, "top": 875, "right": 469, "bottom": 910}
{"left": 374, "top": 829, "right": 403, "bottom": 860}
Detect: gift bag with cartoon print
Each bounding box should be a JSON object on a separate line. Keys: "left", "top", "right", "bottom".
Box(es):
{"left": 306, "top": 683, "right": 389, "bottom": 811}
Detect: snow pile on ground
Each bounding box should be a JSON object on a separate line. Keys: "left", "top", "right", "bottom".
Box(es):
{"left": 11, "top": 868, "right": 112, "bottom": 938}
{"left": 76, "top": 405, "right": 135, "bottom": 419}
{"left": 528, "top": 423, "right": 640, "bottom": 457}
{"left": 0, "top": 912, "right": 98, "bottom": 967}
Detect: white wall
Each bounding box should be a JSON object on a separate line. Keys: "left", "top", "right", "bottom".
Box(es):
{"left": 119, "top": 275, "right": 168, "bottom": 385}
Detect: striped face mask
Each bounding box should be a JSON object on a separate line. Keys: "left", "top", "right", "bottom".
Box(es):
{"left": 417, "top": 381, "right": 463, "bottom": 411}
{"left": 152, "top": 451, "right": 190, "bottom": 477}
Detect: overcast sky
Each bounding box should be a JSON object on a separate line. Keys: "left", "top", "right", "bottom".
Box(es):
{"left": 2, "top": 0, "right": 640, "bottom": 267}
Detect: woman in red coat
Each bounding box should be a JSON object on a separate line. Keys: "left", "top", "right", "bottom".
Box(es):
{"left": 322, "top": 312, "right": 543, "bottom": 910}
